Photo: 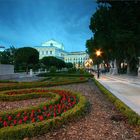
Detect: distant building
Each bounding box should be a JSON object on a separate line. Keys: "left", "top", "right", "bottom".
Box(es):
{"left": 34, "top": 39, "right": 89, "bottom": 67}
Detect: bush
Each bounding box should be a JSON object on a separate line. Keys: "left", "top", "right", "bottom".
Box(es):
{"left": 50, "top": 66, "right": 56, "bottom": 73}
{"left": 0, "top": 88, "right": 89, "bottom": 139}
{"left": 68, "top": 68, "right": 76, "bottom": 73}
{"left": 93, "top": 78, "right": 140, "bottom": 126}
{"left": 0, "top": 77, "right": 88, "bottom": 91}
{"left": 77, "top": 68, "right": 86, "bottom": 74}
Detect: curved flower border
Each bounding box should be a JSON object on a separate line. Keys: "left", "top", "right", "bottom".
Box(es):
{"left": 0, "top": 88, "right": 88, "bottom": 139}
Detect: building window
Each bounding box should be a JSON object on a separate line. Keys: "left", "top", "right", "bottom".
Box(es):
{"left": 46, "top": 51, "right": 48, "bottom": 55}
{"left": 42, "top": 51, "right": 44, "bottom": 55}
{"left": 50, "top": 51, "right": 52, "bottom": 54}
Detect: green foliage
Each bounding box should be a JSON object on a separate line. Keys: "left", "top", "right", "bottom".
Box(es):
{"left": 65, "top": 62, "right": 73, "bottom": 69}
{"left": 50, "top": 66, "right": 56, "bottom": 73}
{"left": 0, "top": 89, "right": 89, "bottom": 140}
{"left": 40, "top": 56, "right": 66, "bottom": 70}
{"left": 15, "top": 47, "right": 39, "bottom": 73}
{"left": 93, "top": 78, "right": 140, "bottom": 125}
{"left": 38, "top": 72, "right": 91, "bottom": 77}
{"left": 0, "top": 77, "right": 88, "bottom": 91}
{"left": 77, "top": 68, "right": 86, "bottom": 74}
{"left": 68, "top": 67, "right": 77, "bottom": 73}
{"left": 86, "top": 1, "right": 140, "bottom": 74}
{"left": 0, "top": 46, "right": 17, "bottom": 64}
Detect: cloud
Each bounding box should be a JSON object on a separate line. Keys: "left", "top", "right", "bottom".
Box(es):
{"left": 0, "top": 0, "right": 97, "bottom": 51}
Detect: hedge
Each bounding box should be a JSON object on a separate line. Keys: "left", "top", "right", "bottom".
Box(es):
{"left": 0, "top": 88, "right": 89, "bottom": 140}
{"left": 37, "top": 73, "right": 92, "bottom": 77}
{"left": 93, "top": 78, "right": 140, "bottom": 126}
{"left": 0, "top": 77, "right": 88, "bottom": 91}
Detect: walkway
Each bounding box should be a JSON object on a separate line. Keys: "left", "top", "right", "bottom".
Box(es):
{"left": 94, "top": 73, "right": 140, "bottom": 116}
{"left": 31, "top": 82, "right": 139, "bottom": 140}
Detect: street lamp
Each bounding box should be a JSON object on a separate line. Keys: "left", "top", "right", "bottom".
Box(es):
{"left": 96, "top": 50, "right": 101, "bottom": 78}
{"left": 96, "top": 50, "right": 101, "bottom": 57}
{"left": 84, "top": 58, "right": 93, "bottom": 73}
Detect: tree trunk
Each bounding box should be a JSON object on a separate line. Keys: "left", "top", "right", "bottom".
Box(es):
{"left": 127, "top": 62, "right": 130, "bottom": 74}
{"left": 26, "top": 65, "right": 28, "bottom": 74}
{"left": 114, "top": 59, "right": 119, "bottom": 74}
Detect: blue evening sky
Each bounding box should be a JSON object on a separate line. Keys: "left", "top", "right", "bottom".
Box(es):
{"left": 0, "top": 0, "right": 97, "bottom": 52}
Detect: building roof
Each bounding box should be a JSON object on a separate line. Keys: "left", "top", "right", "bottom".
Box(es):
{"left": 67, "top": 51, "right": 87, "bottom": 55}
{"left": 41, "top": 39, "right": 64, "bottom": 50}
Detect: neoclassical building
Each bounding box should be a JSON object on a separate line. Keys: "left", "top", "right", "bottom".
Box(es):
{"left": 34, "top": 40, "right": 89, "bottom": 67}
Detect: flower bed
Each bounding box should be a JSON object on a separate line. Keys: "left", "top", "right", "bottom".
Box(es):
{"left": 0, "top": 88, "right": 88, "bottom": 139}
{"left": 0, "top": 77, "right": 88, "bottom": 91}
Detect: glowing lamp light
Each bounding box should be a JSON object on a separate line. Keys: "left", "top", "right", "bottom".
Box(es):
{"left": 96, "top": 50, "right": 101, "bottom": 56}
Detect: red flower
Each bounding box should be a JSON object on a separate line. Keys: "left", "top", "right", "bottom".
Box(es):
{"left": 30, "top": 112, "right": 34, "bottom": 118}
{"left": 49, "top": 105, "right": 53, "bottom": 109}
{"left": 54, "top": 107, "right": 56, "bottom": 111}
{"left": 31, "top": 118, "right": 35, "bottom": 123}
{"left": 8, "top": 116, "right": 12, "bottom": 121}
{"left": 18, "top": 119, "right": 22, "bottom": 124}
{"left": 58, "top": 108, "right": 61, "bottom": 114}
{"left": 24, "top": 111, "right": 27, "bottom": 115}
{"left": 3, "top": 121, "right": 8, "bottom": 127}
{"left": 68, "top": 98, "right": 71, "bottom": 103}
{"left": 39, "top": 115, "right": 44, "bottom": 121}
{"left": 54, "top": 112, "right": 56, "bottom": 117}
{"left": 13, "top": 120, "right": 17, "bottom": 125}
{"left": 47, "top": 113, "right": 50, "bottom": 118}
{"left": 38, "top": 109, "right": 41, "bottom": 113}
{"left": 0, "top": 117, "right": 2, "bottom": 122}
{"left": 23, "top": 116, "right": 28, "bottom": 122}
{"left": 17, "top": 113, "right": 21, "bottom": 118}
{"left": 43, "top": 106, "right": 47, "bottom": 111}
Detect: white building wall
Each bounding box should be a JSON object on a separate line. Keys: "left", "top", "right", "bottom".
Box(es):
{"left": 64, "top": 53, "right": 88, "bottom": 67}
{"left": 34, "top": 40, "right": 89, "bottom": 67}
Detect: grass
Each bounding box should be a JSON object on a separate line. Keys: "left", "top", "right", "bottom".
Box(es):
{"left": 0, "top": 76, "right": 88, "bottom": 91}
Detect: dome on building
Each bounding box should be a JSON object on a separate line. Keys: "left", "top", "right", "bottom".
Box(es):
{"left": 41, "top": 39, "right": 64, "bottom": 50}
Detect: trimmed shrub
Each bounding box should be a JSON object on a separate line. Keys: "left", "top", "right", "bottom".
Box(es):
{"left": 0, "top": 77, "right": 88, "bottom": 91}
{"left": 93, "top": 78, "right": 140, "bottom": 126}
{"left": 50, "top": 66, "right": 56, "bottom": 73}
{"left": 0, "top": 88, "right": 89, "bottom": 139}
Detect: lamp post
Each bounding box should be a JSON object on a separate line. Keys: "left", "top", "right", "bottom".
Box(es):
{"left": 84, "top": 58, "right": 93, "bottom": 73}
{"left": 138, "top": 57, "right": 140, "bottom": 77}
{"left": 96, "top": 50, "right": 101, "bottom": 78}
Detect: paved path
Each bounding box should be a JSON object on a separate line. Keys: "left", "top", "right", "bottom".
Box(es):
{"left": 94, "top": 73, "right": 140, "bottom": 116}
{"left": 31, "top": 82, "right": 139, "bottom": 140}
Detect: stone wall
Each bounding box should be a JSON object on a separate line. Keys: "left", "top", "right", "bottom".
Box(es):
{"left": 0, "top": 64, "right": 17, "bottom": 80}
{"left": 0, "top": 64, "right": 14, "bottom": 75}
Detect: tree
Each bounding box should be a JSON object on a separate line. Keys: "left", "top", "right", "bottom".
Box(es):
{"left": 86, "top": 0, "right": 140, "bottom": 74}
{"left": 65, "top": 62, "right": 73, "bottom": 69}
{"left": 15, "top": 47, "right": 39, "bottom": 74}
{"left": 0, "top": 46, "right": 17, "bottom": 64}
{"left": 40, "top": 56, "right": 66, "bottom": 70}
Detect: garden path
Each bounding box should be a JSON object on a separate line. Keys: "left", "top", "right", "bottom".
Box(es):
{"left": 31, "top": 81, "right": 140, "bottom": 140}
